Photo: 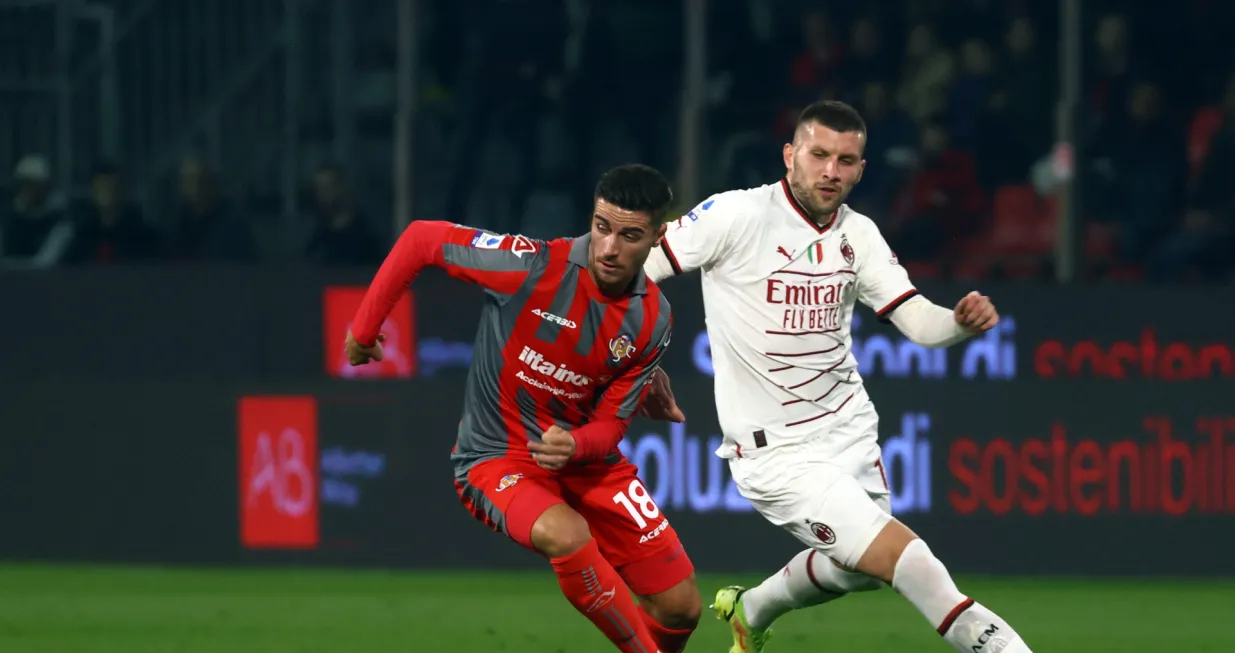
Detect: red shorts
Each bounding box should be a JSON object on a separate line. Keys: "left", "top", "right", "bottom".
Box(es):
{"left": 455, "top": 455, "right": 693, "bottom": 596}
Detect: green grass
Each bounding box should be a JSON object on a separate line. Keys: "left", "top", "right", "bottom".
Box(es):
{"left": 0, "top": 564, "right": 1232, "bottom": 652}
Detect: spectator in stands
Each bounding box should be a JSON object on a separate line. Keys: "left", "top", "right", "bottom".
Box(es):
{"left": 1086, "top": 13, "right": 1139, "bottom": 129}
{"left": 1086, "top": 81, "right": 1187, "bottom": 264}
{"left": 980, "top": 15, "right": 1052, "bottom": 191}
{"left": 164, "top": 156, "right": 256, "bottom": 263}
{"left": 0, "top": 154, "right": 72, "bottom": 268}
{"left": 888, "top": 123, "right": 985, "bottom": 261}
{"left": 1148, "top": 74, "right": 1235, "bottom": 281}
{"left": 303, "top": 163, "right": 383, "bottom": 266}
{"left": 836, "top": 17, "right": 897, "bottom": 97}
{"left": 850, "top": 81, "right": 918, "bottom": 219}
{"left": 789, "top": 11, "right": 845, "bottom": 104}
{"left": 946, "top": 38, "right": 996, "bottom": 149}
{"left": 896, "top": 23, "right": 955, "bottom": 124}
{"left": 62, "top": 162, "right": 161, "bottom": 264}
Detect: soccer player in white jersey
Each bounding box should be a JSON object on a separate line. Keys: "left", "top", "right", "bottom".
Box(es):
{"left": 640, "top": 100, "right": 1036, "bottom": 653}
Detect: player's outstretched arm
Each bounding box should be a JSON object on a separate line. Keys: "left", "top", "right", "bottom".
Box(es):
{"left": 350, "top": 220, "right": 540, "bottom": 347}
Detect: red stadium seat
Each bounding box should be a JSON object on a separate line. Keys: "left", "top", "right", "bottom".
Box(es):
{"left": 953, "top": 257, "right": 991, "bottom": 280}
{"left": 1002, "top": 259, "right": 1046, "bottom": 280}
{"left": 989, "top": 184, "right": 1051, "bottom": 256}
{"left": 1085, "top": 222, "right": 1118, "bottom": 260}
{"left": 1188, "top": 106, "right": 1225, "bottom": 173}
{"left": 903, "top": 261, "right": 942, "bottom": 279}
{"left": 1107, "top": 265, "right": 1144, "bottom": 282}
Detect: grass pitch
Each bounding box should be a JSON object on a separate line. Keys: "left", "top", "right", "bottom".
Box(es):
{"left": 1, "top": 564, "right": 1232, "bottom": 652}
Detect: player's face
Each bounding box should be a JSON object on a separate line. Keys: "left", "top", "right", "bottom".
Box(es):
{"left": 589, "top": 198, "right": 667, "bottom": 294}
{"left": 783, "top": 122, "right": 866, "bottom": 220}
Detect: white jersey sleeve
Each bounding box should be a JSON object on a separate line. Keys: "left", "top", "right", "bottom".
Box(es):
{"left": 645, "top": 193, "right": 745, "bottom": 282}
{"left": 853, "top": 217, "right": 919, "bottom": 322}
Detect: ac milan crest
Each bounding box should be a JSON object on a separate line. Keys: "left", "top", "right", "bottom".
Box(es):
{"left": 808, "top": 521, "right": 836, "bottom": 545}
{"left": 839, "top": 235, "right": 855, "bottom": 266}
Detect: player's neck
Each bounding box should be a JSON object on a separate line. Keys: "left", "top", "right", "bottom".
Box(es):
{"left": 786, "top": 183, "right": 832, "bottom": 227}
{"left": 588, "top": 268, "right": 632, "bottom": 299}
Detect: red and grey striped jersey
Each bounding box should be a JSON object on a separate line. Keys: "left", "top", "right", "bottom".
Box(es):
{"left": 351, "top": 220, "right": 673, "bottom": 470}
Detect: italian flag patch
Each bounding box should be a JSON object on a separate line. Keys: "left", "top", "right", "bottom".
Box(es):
{"left": 806, "top": 240, "right": 825, "bottom": 264}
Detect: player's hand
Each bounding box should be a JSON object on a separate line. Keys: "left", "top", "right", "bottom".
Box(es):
{"left": 345, "top": 330, "right": 386, "bottom": 366}
{"left": 638, "top": 368, "right": 686, "bottom": 423}
{"left": 529, "top": 426, "right": 575, "bottom": 471}
{"left": 953, "top": 291, "right": 999, "bottom": 333}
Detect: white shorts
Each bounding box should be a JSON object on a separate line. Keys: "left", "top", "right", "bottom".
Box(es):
{"left": 728, "top": 399, "right": 892, "bottom": 569}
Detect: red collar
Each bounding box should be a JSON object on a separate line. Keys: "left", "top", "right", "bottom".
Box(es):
{"left": 780, "top": 178, "right": 838, "bottom": 234}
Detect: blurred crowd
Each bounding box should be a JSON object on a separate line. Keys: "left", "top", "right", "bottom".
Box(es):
{"left": 2, "top": 0, "right": 1232, "bottom": 282}
{"left": 0, "top": 155, "right": 384, "bottom": 268}
{"left": 707, "top": 0, "right": 1235, "bottom": 283}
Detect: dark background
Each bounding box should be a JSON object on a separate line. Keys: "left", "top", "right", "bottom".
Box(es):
{"left": 2, "top": 268, "right": 1231, "bottom": 576}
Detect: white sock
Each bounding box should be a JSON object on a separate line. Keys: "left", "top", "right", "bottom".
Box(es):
{"left": 892, "top": 539, "right": 1034, "bottom": 653}
{"left": 741, "top": 548, "right": 882, "bottom": 629}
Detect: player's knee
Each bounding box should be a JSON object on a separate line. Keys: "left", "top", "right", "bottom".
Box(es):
{"left": 825, "top": 556, "right": 883, "bottom": 593}
{"left": 643, "top": 576, "right": 702, "bottom": 630}
{"left": 529, "top": 504, "right": 592, "bottom": 559}
{"left": 854, "top": 518, "right": 918, "bottom": 583}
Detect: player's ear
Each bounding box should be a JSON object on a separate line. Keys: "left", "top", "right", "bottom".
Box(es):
{"left": 782, "top": 142, "right": 794, "bottom": 171}
{"left": 653, "top": 222, "right": 667, "bottom": 246}
{"left": 855, "top": 159, "right": 866, "bottom": 185}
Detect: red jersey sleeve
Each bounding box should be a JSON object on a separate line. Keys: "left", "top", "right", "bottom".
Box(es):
{"left": 351, "top": 220, "right": 543, "bottom": 346}
{"left": 571, "top": 311, "right": 673, "bottom": 461}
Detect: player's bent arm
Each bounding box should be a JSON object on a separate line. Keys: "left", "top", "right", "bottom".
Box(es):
{"left": 351, "top": 220, "right": 538, "bottom": 346}
{"left": 887, "top": 295, "right": 972, "bottom": 348}
{"left": 571, "top": 323, "right": 673, "bottom": 462}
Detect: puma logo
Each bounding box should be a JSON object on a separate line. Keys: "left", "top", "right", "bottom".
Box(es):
{"left": 776, "top": 246, "right": 793, "bottom": 261}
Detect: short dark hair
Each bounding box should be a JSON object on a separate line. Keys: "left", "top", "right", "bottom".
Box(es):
{"left": 797, "top": 100, "right": 867, "bottom": 136}
{"left": 594, "top": 164, "right": 674, "bottom": 226}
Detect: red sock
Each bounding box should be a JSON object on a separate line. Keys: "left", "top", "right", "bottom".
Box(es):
{"left": 550, "top": 539, "right": 661, "bottom": 653}
{"left": 637, "top": 604, "right": 695, "bottom": 653}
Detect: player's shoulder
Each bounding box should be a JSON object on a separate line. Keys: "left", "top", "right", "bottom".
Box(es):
{"left": 635, "top": 278, "right": 673, "bottom": 327}
{"left": 835, "top": 204, "right": 879, "bottom": 230}
{"left": 834, "top": 205, "right": 886, "bottom": 241}
{"left": 457, "top": 225, "right": 550, "bottom": 260}
{"left": 691, "top": 183, "right": 780, "bottom": 218}
{"left": 651, "top": 282, "right": 673, "bottom": 316}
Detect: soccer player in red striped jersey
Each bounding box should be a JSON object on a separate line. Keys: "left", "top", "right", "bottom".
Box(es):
{"left": 345, "top": 165, "right": 699, "bottom": 653}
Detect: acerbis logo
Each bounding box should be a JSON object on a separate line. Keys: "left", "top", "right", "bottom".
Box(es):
{"left": 518, "top": 346, "right": 591, "bottom": 386}
{"left": 532, "top": 308, "right": 578, "bottom": 329}
{"left": 639, "top": 519, "right": 670, "bottom": 544}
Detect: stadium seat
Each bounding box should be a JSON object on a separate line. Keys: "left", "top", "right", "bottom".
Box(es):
{"left": 1188, "top": 106, "right": 1225, "bottom": 174}
{"left": 1001, "top": 258, "right": 1047, "bottom": 280}
{"left": 903, "top": 261, "right": 942, "bottom": 279}
{"left": 989, "top": 184, "right": 1050, "bottom": 255}
{"left": 1107, "top": 265, "right": 1144, "bottom": 282}
{"left": 952, "top": 257, "right": 991, "bottom": 280}
{"left": 1085, "top": 222, "right": 1118, "bottom": 260}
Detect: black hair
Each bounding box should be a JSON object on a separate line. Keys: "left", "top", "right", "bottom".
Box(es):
{"left": 594, "top": 164, "right": 674, "bottom": 226}
{"left": 796, "top": 100, "right": 867, "bottom": 136}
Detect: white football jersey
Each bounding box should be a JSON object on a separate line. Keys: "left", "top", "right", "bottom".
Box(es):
{"left": 645, "top": 180, "right": 918, "bottom": 459}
